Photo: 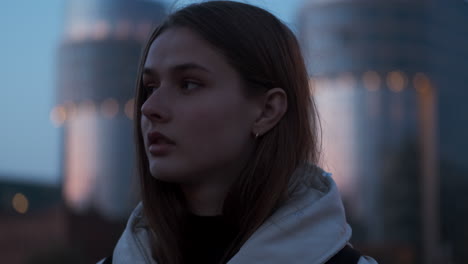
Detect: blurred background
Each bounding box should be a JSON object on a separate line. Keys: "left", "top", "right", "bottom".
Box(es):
{"left": 0, "top": 0, "right": 467, "bottom": 263}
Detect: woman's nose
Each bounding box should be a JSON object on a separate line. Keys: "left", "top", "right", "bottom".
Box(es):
{"left": 141, "top": 89, "right": 171, "bottom": 123}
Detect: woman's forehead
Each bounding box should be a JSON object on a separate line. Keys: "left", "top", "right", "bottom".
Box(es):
{"left": 144, "top": 27, "right": 226, "bottom": 74}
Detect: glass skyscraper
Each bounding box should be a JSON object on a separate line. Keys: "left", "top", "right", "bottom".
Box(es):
{"left": 56, "top": 0, "right": 166, "bottom": 220}
{"left": 298, "top": 0, "right": 468, "bottom": 263}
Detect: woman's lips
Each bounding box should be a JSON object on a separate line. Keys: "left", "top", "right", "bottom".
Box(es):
{"left": 149, "top": 142, "right": 173, "bottom": 156}
{"left": 147, "top": 131, "right": 175, "bottom": 156}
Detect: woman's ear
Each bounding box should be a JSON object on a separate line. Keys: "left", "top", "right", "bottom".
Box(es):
{"left": 252, "top": 88, "right": 287, "bottom": 136}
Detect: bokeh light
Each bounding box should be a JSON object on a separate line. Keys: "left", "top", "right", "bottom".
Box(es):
{"left": 50, "top": 105, "right": 67, "bottom": 127}
{"left": 413, "top": 72, "right": 432, "bottom": 96}
{"left": 363, "top": 71, "right": 381, "bottom": 91}
{"left": 387, "top": 70, "right": 407, "bottom": 93}
{"left": 101, "top": 98, "right": 119, "bottom": 119}
{"left": 124, "top": 98, "right": 135, "bottom": 120}
{"left": 12, "top": 193, "right": 29, "bottom": 214}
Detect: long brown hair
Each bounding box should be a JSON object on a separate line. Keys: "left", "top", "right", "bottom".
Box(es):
{"left": 133, "top": 1, "right": 321, "bottom": 263}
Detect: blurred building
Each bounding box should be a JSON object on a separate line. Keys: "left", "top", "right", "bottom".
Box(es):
{"left": 299, "top": 0, "right": 468, "bottom": 263}
{"left": 429, "top": 2, "right": 468, "bottom": 264}
{"left": 0, "top": 178, "right": 66, "bottom": 263}
{"left": 45, "top": 0, "right": 167, "bottom": 262}
{"left": 0, "top": 177, "right": 128, "bottom": 263}
{"left": 54, "top": 0, "right": 166, "bottom": 220}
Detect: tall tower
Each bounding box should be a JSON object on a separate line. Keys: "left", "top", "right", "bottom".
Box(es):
{"left": 55, "top": 0, "right": 166, "bottom": 220}
{"left": 427, "top": 2, "right": 468, "bottom": 263}
{"left": 298, "top": 0, "right": 445, "bottom": 263}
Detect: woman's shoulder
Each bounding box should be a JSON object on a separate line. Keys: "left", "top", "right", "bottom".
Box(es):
{"left": 99, "top": 202, "right": 155, "bottom": 264}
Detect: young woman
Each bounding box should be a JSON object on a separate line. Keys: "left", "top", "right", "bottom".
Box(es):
{"left": 100, "top": 1, "right": 377, "bottom": 263}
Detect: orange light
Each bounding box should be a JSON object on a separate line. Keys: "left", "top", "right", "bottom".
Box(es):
{"left": 413, "top": 72, "right": 432, "bottom": 95}
{"left": 101, "top": 98, "right": 119, "bottom": 119}
{"left": 50, "top": 105, "right": 67, "bottom": 127}
{"left": 387, "top": 71, "right": 407, "bottom": 92}
{"left": 12, "top": 193, "right": 29, "bottom": 214}
{"left": 363, "top": 71, "right": 381, "bottom": 91}
{"left": 125, "top": 98, "right": 135, "bottom": 120}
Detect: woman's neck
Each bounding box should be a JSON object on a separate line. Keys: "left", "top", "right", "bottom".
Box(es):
{"left": 180, "top": 180, "right": 230, "bottom": 216}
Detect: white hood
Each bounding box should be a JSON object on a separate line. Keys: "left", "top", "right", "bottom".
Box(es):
{"left": 100, "top": 164, "right": 377, "bottom": 264}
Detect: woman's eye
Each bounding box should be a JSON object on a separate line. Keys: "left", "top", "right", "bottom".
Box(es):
{"left": 182, "top": 80, "right": 201, "bottom": 91}
{"left": 144, "top": 84, "right": 157, "bottom": 94}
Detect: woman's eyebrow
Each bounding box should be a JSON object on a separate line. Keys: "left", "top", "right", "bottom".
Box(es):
{"left": 171, "top": 62, "right": 212, "bottom": 73}
{"left": 142, "top": 62, "right": 211, "bottom": 76}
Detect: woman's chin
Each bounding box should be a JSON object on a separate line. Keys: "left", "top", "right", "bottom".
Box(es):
{"left": 149, "top": 166, "right": 189, "bottom": 184}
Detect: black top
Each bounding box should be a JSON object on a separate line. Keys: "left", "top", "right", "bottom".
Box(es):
{"left": 325, "top": 245, "right": 362, "bottom": 264}
{"left": 182, "top": 214, "right": 237, "bottom": 264}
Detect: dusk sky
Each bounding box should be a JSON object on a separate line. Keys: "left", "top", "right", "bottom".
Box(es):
{"left": 0, "top": 0, "right": 304, "bottom": 184}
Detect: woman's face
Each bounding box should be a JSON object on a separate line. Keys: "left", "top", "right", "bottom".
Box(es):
{"left": 140, "top": 27, "right": 260, "bottom": 184}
